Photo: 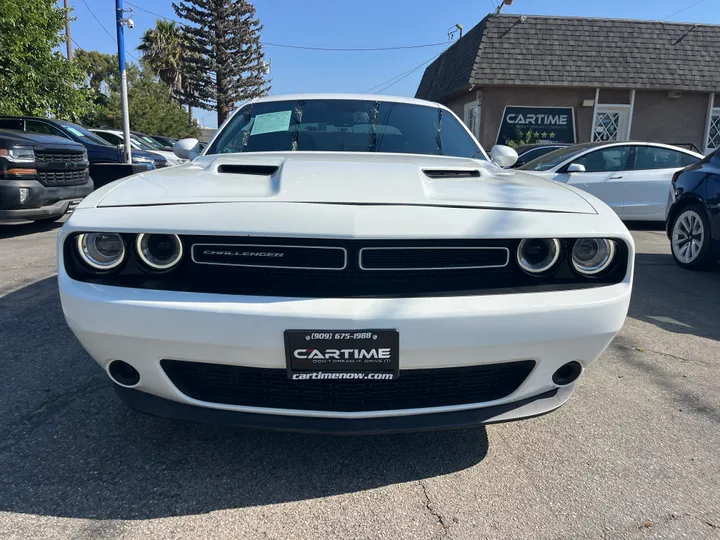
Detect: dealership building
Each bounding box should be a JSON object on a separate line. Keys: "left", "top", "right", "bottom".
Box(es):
{"left": 415, "top": 14, "right": 720, "bottom": 154}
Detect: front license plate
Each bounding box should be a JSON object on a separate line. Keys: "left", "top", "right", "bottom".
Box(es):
{"left": 284, "top": 330, "right": 399, "bottom": 380}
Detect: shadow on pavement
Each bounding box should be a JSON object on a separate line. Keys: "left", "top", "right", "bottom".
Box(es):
{"left": 629, "top": 252, "right": 720, "bottom": 341}
{"left": 0, "top": 277, "right": 489, "bottom": 520}
{"left": 0, "top": 219, "right": 63, "bottom": 239}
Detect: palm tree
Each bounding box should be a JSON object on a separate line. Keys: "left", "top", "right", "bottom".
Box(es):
{"left": 138, "top": 20, "right": 191, "bottom": 109}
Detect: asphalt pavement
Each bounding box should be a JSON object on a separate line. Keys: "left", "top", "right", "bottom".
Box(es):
{"left": 0, "top": 220, "right": 718, "bottom": 540}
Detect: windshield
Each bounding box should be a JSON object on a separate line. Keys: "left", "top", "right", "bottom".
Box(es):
{"left": 135, "top": 133, "right": 164, "bottom": 150}
{"left": 518, "top": 143, "right": 600, "bottom": 171}
{"left": 207, "top": 99, "right": 485, "bottom": 159}
{"left": 58, "top": 122, "right": 114, "bottom": 146}
{"left": 129, "top": 134, "right": 156, "bottom": 151}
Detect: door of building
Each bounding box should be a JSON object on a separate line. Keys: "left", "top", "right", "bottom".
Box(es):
{"left": 592, "top": 105, "right": 630, "bottom": 142}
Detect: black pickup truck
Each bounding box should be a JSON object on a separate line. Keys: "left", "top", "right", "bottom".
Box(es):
{"left": 0, "top": 129, "right": 93, "bottom": 223}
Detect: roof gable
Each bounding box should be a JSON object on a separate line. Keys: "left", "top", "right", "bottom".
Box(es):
{"left": 416, "top": 14, "right": 720, "bottom": 101}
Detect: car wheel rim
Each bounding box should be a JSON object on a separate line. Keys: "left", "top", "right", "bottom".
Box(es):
{"left": 672, "top": 210, "right": 704, "bottom": 264}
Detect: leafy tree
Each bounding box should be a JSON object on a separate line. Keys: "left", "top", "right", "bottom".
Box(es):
{"left": 173, "top": 0, "right": 270, "bottom": 125}
{"left": 80, "top": 62, "right": 199, "bottom": 139}
{"left": 138, "top": 20, "right": 198, "bottom": 110}
{"left": 0, "top": 0, "right": 90, "bottom": 118}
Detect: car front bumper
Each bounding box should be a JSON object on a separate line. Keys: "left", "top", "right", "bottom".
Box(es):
{"left": 0, "top": 179, "right": 93, "bottom": 222}
{"left": 59, "top": 270, "right": 632, "bottom": 432}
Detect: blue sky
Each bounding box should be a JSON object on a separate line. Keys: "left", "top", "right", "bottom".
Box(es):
{"left": 69, "top": 0, "right": 719, "bottom": 128}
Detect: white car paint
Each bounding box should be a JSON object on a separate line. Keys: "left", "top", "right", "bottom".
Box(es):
{"left": 524, "top": 142, "right": 703, "bottom": 221}
{"left": 90, "top": 129, "right": 186, "bottom": 166}
{"left": 58, "top": 94, "right": 634, "bottom": 432}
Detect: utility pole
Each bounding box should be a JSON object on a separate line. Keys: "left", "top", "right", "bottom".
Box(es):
{"left": 64, "top": 0, "right": 72, "bottom": 61}
{"left": 115, "top": 0, "right": 132, "bottom": 163}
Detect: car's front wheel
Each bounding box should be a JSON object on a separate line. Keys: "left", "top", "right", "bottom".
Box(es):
{"left": 670, "top": 204, "right": 712, "bottom": 270}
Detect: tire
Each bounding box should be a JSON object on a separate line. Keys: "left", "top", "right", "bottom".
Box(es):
{"left": 669, "top": 204, "right": 713, "bottom": 270}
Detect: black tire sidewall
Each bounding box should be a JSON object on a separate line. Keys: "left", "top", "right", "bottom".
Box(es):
{"left": 670, "top": 204, "right": 712, "bottom": 270}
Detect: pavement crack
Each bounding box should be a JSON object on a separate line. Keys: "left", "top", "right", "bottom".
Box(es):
{"left": 419, "top": 481, "right": 449, "bottom": 533}
{"left": 0, "top": 381, "right": 106, "bottom": 452}
{"left": 615, "top": 344, "right": 710, "bottom": 365}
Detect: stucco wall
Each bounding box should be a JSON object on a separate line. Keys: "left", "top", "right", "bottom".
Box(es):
{"left": 630, "top": 91, "right": 710, "bottom": 151}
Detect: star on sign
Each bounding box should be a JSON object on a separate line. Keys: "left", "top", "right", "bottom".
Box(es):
{"left": 549, "top": 132, "right": 556, "bottom": 139}
{"left": 541, "top": 132, "right": 548, "bottom": 138}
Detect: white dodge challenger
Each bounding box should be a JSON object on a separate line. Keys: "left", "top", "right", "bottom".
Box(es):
{"left": 58, "top": 94, "right": 634, "bottom": 433}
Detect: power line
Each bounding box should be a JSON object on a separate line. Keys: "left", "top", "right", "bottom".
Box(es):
{"left": 78, "top": 0, "right": 139, "bottom": 62}
{"left": 262, "top": 41, "right": 451, "bottom": 52}
{"left": 125, "top": 2, "right": 451, "bottom": 53}
{"left": 663, "top": 0, "right": 707, "bottom": 20}
{"left": 362, "top": 51, "right": 444, "bottom": 94}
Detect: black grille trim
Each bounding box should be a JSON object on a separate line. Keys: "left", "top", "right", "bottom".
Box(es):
{"left": 35, "top": 149, "right": 86, "bottom": 163}
{"left": 191, "top": 243, "right": 348, "bottom": 270}
{"left": 37, "top": 170, "right": 89, "bottom": 187}
{"left": 161, "top": 360, "right": 536, "bottom": 412}
{"left": 423, "top": 169, "right": 480, "bottom": 179}
{"left": 359, "top": 246, "right": 509, "bottom": 271}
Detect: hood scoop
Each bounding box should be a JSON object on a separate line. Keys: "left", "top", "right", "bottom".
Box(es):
{"left": 217, "top": 164, "right": 279, "bottom": 176}
{"left": 423, "top": 169, "right": 480, "bottom": 179}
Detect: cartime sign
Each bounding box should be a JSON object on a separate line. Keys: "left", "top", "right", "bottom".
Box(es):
{"left": 496, "top": 106, "right": 576, "bottom": 146}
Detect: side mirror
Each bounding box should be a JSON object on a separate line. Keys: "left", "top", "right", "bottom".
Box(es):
{"left": 173, "top": 138, "right": 200, "bottom": 160}
{"left": 490, "top": 145, "right": 519, "bottom": 168}
{"left": 567, "top": 163, "right": 586, "bottom": 173}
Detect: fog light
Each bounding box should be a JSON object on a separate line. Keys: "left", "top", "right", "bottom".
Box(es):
{"left": 19, "top": 187, "right": 30, "bottom": 204}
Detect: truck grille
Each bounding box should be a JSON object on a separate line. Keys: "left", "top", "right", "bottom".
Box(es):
{"left": 161, "top": 360, "right": 536, "bottom": 412}
{"left": 35, "top": 150, "right": 86, "bottom": 163}
{"left": 37, "top": 170, "right": 88, "bottom": 187}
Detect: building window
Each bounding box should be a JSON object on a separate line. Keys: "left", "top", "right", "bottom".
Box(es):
{"left": 463, "top": 101, "right": 480, "bottom": 139}
{"left": 592, "top": 105, "right": 630, "bottom": 142}
{"left": 707, "top": 108, "right": 720, "bottom": 152}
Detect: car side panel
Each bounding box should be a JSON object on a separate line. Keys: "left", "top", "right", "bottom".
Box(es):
{"left": 622, "top": 167, "right": 679, "bottom": 220}
{"left": 556, "top": 171, "right": 625, "bottom": 215}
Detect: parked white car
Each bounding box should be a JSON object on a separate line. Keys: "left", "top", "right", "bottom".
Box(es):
{"left": 519, "top": 142, "right": 702, "bottom": 221}
{"left": 90, "top": 128, "right": 187, "bottom": 166}
{"left": 58, "top": 94, "right": 633, "bottom": 434}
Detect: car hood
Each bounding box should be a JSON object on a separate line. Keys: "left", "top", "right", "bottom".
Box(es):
{"left": 93, "top": 152, "right": 597, "bottom": 214}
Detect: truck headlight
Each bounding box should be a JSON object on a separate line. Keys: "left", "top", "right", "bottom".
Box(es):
{"left": 0, "top": 147, "right": 35, "bottom": 163}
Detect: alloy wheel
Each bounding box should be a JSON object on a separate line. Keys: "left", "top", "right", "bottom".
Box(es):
{"left": 672, "top": 210, "right": 705, "bottom": 264}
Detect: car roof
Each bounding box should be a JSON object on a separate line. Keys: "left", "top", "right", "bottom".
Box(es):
{"left": 515, "top": 143, "right": 569, "bottom": 153}
{"left": 569, "top": 140, "right": 703, "bottom": 156}
{"left": 248, "top": 93, "right": 443, "bottom": 109}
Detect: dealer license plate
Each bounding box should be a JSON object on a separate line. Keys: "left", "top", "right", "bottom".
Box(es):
{"left": 284, "top": 330, "right": 399, "bottom": 380}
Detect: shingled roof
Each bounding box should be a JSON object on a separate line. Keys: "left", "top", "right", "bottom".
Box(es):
{"left": 416, "top": 14, "right": 720, "bottom": 102}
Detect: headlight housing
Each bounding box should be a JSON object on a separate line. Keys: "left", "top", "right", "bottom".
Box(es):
{"left": 136, "top": 233, "right": 184, "bottom": 270}
{"left": 516, "top": 238, "right": 561, "bottom": 275}
{"left": 0, "top": 147, "right": 35, "bottom": 163}
{"left": 76, "top": 232, "right": 126, "bottom": 271}
{"left": 571, "top": 238, "right": 616, "bottom": 276}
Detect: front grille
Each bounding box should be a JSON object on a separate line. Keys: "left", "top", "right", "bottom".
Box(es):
{"left": 192, "top": 244, "right": 347, "bottom": 270}
{"left": 35, "top": 150, "right": 86, "bottom": 163}
{"left": 37, "top": 170, "right": 88, "bottom": 187}
{"left": 64, "top": 235, "right": 629, "bottom": 297}
{"left": 360, "top": 246, "right": 508, "bottom": 270}
{"left": 153, "top": 160, "right": 168, "bottom": 168}
{"left": 161, "top": 360, "right": 536, "bottom": 412}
